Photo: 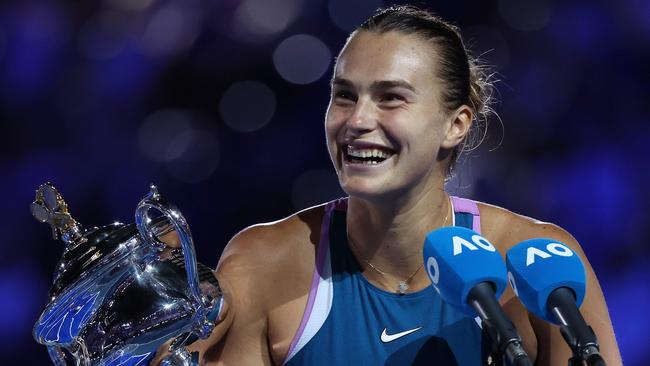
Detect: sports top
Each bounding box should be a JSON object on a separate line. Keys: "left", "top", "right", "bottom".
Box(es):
{"left": 283, "top": 196, "right": 491, "bottom": 365}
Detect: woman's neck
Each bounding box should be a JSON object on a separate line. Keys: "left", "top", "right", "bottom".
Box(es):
{"left": 346, "top": 181, "right": 450, "bottom": 279}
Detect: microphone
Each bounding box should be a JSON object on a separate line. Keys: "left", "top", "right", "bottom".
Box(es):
{"left": 506, "top": 238, "right": 606, "bottom": 366}
{"left": 423, "top": 227, "right": 532, "bottom": 366}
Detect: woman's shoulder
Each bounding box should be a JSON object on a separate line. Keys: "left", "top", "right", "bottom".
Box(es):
{"left": 474, "top": 200, "right": 584, "bottom": 256}
{"left": 216, "top": 201, "right": 329, "bottom": 274}
{"left": 471, "top": 200, "right": 621, "bottom": 365}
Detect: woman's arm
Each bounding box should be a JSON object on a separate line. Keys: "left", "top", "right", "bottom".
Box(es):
{"left": 499, "top": 217, "right": 623, "bottom": 366}
{"left": 480, "top": 203, "right": 622, "bottom": 365}
{"left": 526, "top": 223, "right": 622, "bottom": 366}
{"left": 150, "top": 227, "right": 271, "bottom": 365}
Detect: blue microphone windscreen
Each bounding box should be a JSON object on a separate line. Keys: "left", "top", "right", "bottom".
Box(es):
{"left": 423, "top": 226, "right": 507, "bottom": 317}
{"left": 505, "top": 238, "right": 586, "bottom": 324}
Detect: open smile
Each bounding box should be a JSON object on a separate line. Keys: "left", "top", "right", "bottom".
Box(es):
{"left": 343, "top": 143, "right": 396, "bottom": 166}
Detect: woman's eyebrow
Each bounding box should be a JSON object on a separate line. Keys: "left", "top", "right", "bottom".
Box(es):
{"left": 370, "top": 80, "right": 417, "bottom": 93}
{"left": 331, "top": 77, "right": 354, "bottom": 88}
{"left": 331, "top": 78, "right": 417, "bottom": 93}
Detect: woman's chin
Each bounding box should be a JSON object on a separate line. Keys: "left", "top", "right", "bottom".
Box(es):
{"left": 339, "top": 179, "right": 400, "bottom": 202}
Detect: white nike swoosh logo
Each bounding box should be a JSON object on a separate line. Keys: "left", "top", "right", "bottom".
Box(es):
{"left": 380, "top": 326, "right": 423, "bottom": 343}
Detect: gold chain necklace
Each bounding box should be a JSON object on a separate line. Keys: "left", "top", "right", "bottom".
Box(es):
{"left": 348, "top": 196, "right": 451, "bottom": 295}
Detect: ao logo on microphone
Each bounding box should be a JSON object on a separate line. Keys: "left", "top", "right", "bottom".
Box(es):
{"left": 453, "top": 234, "right": 496, "bottom": 255}
{"left": 426, "top": 234, "right": 496, "bottom": 294}
{"left": 426, "top": 256, "right": 441, "bottom": 294}
{"left": 526, "top": 242, "right": 573, "bottom": 266}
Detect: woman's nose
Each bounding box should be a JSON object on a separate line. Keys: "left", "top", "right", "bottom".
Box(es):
{"left": 346, "top": 97, "right": 377, "bottom": 132}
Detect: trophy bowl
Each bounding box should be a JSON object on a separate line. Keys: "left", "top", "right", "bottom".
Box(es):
{"left": 31, "top": 183, "right": 223, "bottom": 366}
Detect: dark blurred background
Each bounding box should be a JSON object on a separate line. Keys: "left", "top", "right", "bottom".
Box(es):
{"left": 1, "top": 0, "right": 647, "bottom": 364}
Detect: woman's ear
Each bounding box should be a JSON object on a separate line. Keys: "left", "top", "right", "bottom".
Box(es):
{"left": 441, "top": 105, "right": 473, "bottom": 149}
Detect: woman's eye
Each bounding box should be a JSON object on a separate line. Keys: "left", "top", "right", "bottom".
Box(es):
{"left": 333, "top": 91, "right": 356, "bottom": 103}
{"left": 381, "top": 93, "right": 405, "bottom": 103}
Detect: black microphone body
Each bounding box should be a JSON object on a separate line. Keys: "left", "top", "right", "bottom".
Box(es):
{"left": 547, "top": 287, "right": 606, "bottom": 366}
{"left": 468, "top": 282, "right": 532, "bottom": 366}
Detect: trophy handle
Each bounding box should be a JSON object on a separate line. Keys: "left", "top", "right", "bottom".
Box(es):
{"left": 134, "top": 184, "right": 217, "bottom": 340}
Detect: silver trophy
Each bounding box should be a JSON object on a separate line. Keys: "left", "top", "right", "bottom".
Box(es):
{"left": 31, "top": 183, "right": 224, "bottom": 366}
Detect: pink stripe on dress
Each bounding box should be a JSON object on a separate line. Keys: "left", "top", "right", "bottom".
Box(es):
{"left": 283, "top": 201, "right": 334, "bottom": 362}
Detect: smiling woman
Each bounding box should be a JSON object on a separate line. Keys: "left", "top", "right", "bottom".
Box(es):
{"left": 326, "top": 29, "right": 468, "bottom": 202}
{"left": 167, "top": 5, "right": 622, "bottom": 366}
{"left": 351, "top": 8, "right": 495, "bottom": 178}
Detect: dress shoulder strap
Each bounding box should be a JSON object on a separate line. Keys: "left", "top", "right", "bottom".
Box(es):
{"left": 450, "top": 196, "right": 482, "bottom": 234}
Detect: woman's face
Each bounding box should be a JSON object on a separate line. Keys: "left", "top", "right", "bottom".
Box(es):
{"left": 326, "top": 31, "right": 452, "bottom": 201}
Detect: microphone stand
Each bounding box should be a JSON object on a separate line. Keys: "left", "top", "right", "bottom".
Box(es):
{"left": 547, "top": 288, "right": 606, "bottom": 366}
{"left": 468, "top": 283, "right": 533, "bottom": 366}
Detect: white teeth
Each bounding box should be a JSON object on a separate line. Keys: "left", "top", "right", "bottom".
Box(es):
{"left": 347, "top": 145, "right": 392, "bottom": 159}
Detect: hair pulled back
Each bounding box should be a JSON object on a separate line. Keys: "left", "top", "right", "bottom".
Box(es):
{"left": 356, "top": 5, "right": 496, "bottom": 176}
